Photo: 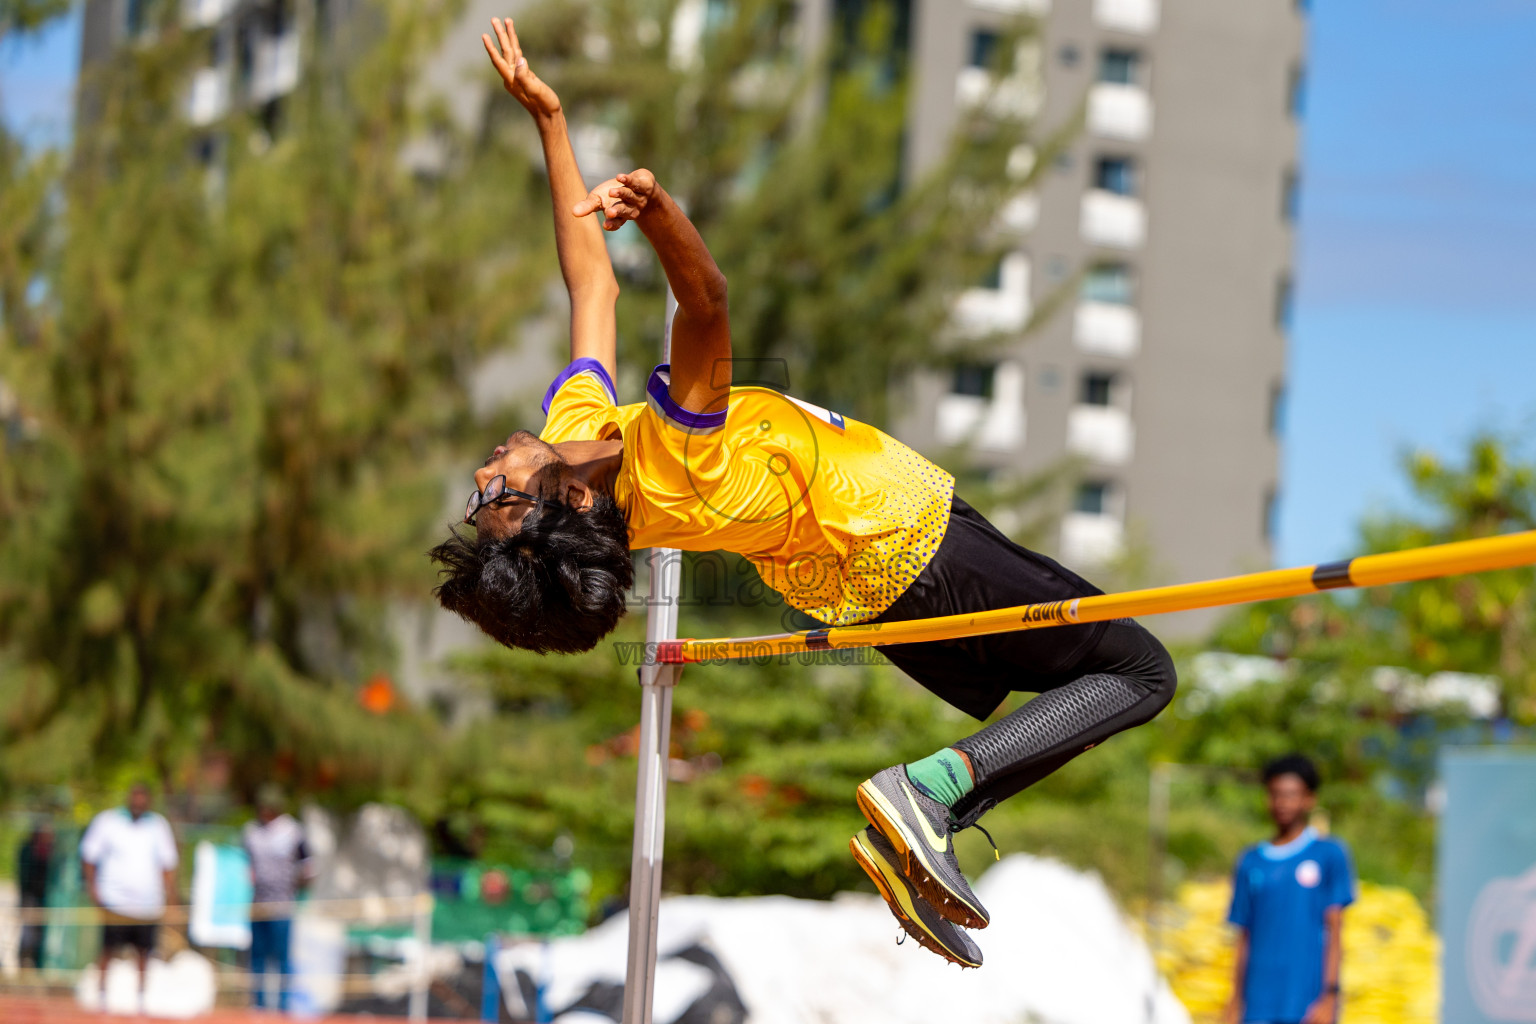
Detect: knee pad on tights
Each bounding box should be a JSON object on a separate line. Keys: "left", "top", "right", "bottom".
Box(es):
{"left": 952, "top": 673, "right": 1148, "bottom": 784}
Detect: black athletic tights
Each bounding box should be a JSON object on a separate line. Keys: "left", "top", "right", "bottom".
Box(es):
{"left": 867, "top": 497, "right": 1177, "bottom": 826}
{"left": 947, "top": 619, "right": 1176, "bottom": 824}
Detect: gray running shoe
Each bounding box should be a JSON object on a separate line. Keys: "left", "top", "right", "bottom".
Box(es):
{"left": 856, "top": 764, "right": 991, "bottom": 928}
{"left": 850, "top": 827, "right": 983, "bottom": 969}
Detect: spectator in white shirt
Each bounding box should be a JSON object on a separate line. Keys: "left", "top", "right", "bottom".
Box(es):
{"left": 79, "top": 782, "right": 179, "bottom": 1010}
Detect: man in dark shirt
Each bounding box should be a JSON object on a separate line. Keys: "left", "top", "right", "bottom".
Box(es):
{"left": 16, "top": 821, "right": 57, "bottom": 968}
{"left": 242, "top": 785, "right": 311, "bottom": 1011}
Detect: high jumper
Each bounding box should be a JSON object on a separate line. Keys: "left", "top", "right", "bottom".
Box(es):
{"left": 432, "top": 19, "right": 1177, "bottom": 968}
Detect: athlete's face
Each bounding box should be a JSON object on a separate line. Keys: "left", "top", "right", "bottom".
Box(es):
{"left": 472, "top": 430, "right": 565, "bottom": 538}
{"left": 1265, "top": 773, "right": 1315, "bottom": 833}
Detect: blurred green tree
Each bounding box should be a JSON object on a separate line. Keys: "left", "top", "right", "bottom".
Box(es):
{"left": 1214, "top": 434, "right": 1536, "bottom": 719}
{"left": 1156, "top": 433, "right": 1536, "bottom": 897}
{"left": 521, "top": 0, "right": 1062, "bottom": 423}
{"left": 427, "top": 614, "right": 981, "bottom": 900}
{"left": 3, "top": 0, "right": 1081, "bottom": 885}
{"left": 416, "top": 0, "right": 1085, "bottom": 894}
{"left": 0, "top": 0, "right": 549, "bottom": 800}
{"left": 0, "top": 0, "right": 68, "bottom": 38}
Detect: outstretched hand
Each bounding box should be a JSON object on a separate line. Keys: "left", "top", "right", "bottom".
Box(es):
{"left": 482, "top": 17, "right": 560, "bottom": 119}
{"left": 572, "top": 170, "right": 660, "bottom": 231}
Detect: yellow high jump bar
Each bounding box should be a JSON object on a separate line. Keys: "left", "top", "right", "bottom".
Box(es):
{"left": 654, "top": 530, "right": 1536, "bottom": 664}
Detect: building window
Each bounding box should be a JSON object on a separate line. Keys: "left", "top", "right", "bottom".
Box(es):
{"left": 126, "top": 0, "right": 148, "bottom": 36}
{"left": 1082, "top": 263, "right": 1134, "bottom": 305}
{"left": 1275, "top": 273, "right": 1294, "bottom": 331}
{"left": 833, "top": 0, "right": 913, "bottom": 67}
{"left": 271, "top": 0, "right": 293, "bottom": 34}
{"left": 952, "top": 362, "right": 996, "bottom": 399}
{"left": 1268, "top": 382, "right": 1287, "bottom": 437}
{"left": 1264, "top": 488, "right": 1280, "bottom": 543}
{"left": 1282, "top": 169, "right": 1300, "bottom": 222}
{"left": 1075, "top": 481, "right": 1112, "bottom": 516}
{"left": 1287, "top": 64, "right": 1307, "bottom": 118}
{"left": 977, "top": 255, "right": 1005, "bottom": 290}
{"left": 1058, "top": 43, "right": 1081, "bottom": 68}
{"left": 1099, "top": 49, "right": 1141, "bottom": 85}
{"left": 969, "top": 29, "right": 1001, "bottom": 69}
{"left": 1081, "top": 372, "right": 1116, "bottom": 407}
{"left": 1093, "top": 156, "right": 1138, "bottom": 196}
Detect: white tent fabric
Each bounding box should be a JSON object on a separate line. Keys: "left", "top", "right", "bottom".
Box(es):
{"left": 497, "top": 853, "right": 1191, "bottom": 1024}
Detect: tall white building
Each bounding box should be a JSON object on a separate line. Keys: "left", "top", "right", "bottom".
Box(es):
{"left": 879, "top": 0, "right": 1304, "bottom": 633}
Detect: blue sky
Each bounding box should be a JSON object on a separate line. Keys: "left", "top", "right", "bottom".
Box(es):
{"left": 4, "top": 2, "right": 1535, "bottom": 566}
{"left": 0, "top": 3, "right": 79, "bottom": 150}
{"left": 1283, "top": 0, "right": 1536, "bottom": 562}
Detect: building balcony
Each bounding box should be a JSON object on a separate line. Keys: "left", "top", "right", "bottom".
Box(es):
{"left": 1081, "top": 190, "right": 1146, "bottom": 250}
{"left": 1067, "top": 405, "right": 1135, "bottom": 464}
{"left": 970, "top": 0, "right": 1051, "bottom": 13}
{"left": 954, "top": 253, "right": 1031, "bottom": 335}
{"left": 1074, "top": 302, "right": 1141, "bottom": 358}
{"left": 183, "top": 0, "right": 235, "bottom": 28}
{"left": 1000, "top": 191, "right": 1039, "bottom": 233}
{"left": 250, "top": 32, "right": 301, "bottom": 104}
{"left": 188, "top": 67, "right": 229, "bottom": 126}
{"left": 1087, "top": 83, "right": 1153, "bottom": 142}
{"left": 935, "top": 362, "right": 1026, "bottom": 452}
{"left": 1094, "top": 0, "right": 1160, "bottom": 34}
{"left": 1060, "top": 512, "right": 1125, "bottom": 566}
{"left": 956, "top": 62, "right": 1043, "bottom": 120}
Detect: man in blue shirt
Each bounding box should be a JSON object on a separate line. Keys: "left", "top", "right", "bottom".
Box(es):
{"left": 1226, "top": 755, "right": 1355, "bottom": 1024}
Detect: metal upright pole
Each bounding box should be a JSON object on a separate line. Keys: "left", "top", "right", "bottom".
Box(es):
{"left": 621, "top": 290, "right": 682, "bottom": 1024}
{"left": 408, "top": 891, "right": 433, "bottom": 1021}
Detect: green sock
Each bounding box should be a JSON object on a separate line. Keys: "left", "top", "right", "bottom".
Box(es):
{"left": 904, "top": 748, "right": 975, "bottom": 808}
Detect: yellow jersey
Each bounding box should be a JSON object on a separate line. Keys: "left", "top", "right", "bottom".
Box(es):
{"left": 539, "top": 359, "right": 954, "bottom": 626}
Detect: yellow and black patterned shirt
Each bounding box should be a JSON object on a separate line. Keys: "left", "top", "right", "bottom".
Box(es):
{"left": 539, "top": 358, "right": 953, "bottom": 626}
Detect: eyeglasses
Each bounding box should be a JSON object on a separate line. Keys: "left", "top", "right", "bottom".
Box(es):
{"left": 463, "top": 474, "right": 562, "bottom": 525}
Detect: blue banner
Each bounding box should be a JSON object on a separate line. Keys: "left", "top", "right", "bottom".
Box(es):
{"left": 1439, "top": 749, "right": 1536, "bottom": 1023}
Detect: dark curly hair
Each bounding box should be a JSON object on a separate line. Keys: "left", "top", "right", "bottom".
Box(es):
{"left": 1262, "top": 753, "right": 1321, "bottom": 793}
{"left": 428, "top": 492, "right": 634, "bottom": 654}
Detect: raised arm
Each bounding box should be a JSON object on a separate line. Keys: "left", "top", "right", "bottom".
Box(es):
{"left": 483, "top": 19, "right": 617, "bottom": 380}
{"left": 573, "top": 170, "right": 729, "bottom": 414}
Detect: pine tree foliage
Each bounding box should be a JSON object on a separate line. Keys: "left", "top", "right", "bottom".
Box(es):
{"left": 0, "top": 0, "right": 68, "bottom": 38}
{"left": 1170, "top": 434, "right": 1536, "bottom": 895}
{"left": 0, "top": 0, "right": 551, "bottom": 797}
{"left": 1214, "top": 434, "right": 1536, "bottom": 720}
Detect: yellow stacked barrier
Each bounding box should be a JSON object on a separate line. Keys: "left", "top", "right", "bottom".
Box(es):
{"left": 1154, "top": 879, "right": 1440, "bottom": 1024}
